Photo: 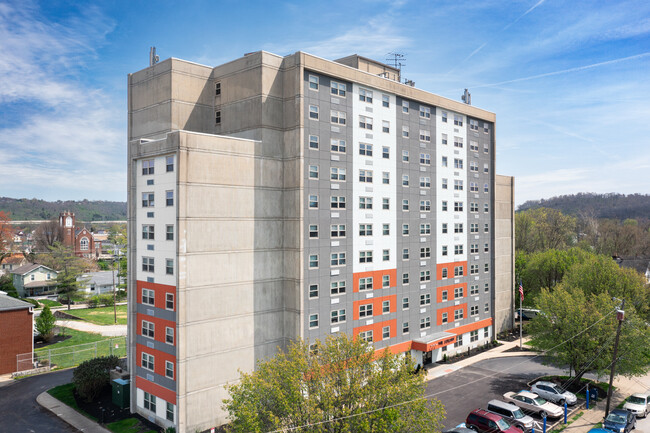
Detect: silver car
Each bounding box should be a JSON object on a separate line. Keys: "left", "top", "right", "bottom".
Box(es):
{"left": 624, "top": 393, "right": 650, "bottom": 418}
{"left": 530, "top": 381, "right": 577, "bottom": 406}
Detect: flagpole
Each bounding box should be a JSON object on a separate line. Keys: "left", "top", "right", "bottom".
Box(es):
{"left": 519, "top": 281, "right": 523, "bottom": 350}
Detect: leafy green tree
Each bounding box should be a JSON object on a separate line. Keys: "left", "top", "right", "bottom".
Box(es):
{"left": 49, "top": 243, "right": 87, "bottom": 310}
{"left": 35, "top": 305, "right": 56, "bottom": 342}
{"left": 0, "top": 274, "right": 18, "bottom": 298}
{"left": 528, "top": 256, "right": 650, "bottom": 384}
{"left": 73, "top": 355, "right": 120, "bottom": 402}
{"left": 223, "top": 334, "right": 445, "bottom": 433}
{"left": 515, "top": 208, "right": 577, "bottom": 254}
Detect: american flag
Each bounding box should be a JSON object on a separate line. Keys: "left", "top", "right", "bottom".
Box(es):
{"left": 519, "top": 282, "right": 524, "bottom": 302}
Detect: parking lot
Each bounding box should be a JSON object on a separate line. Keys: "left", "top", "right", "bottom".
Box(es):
{"left": 427, "top": 356, "right": 587, "bottom": 430}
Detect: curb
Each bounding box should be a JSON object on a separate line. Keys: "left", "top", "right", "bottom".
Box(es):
{"left": 37, "top": 390, "right": 112, "bottom": 433}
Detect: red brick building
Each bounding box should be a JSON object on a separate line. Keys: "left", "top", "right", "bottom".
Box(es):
{"left": 59, "top": 212, "right": 100, "bottom": 259}
{"left": 0, "top": 294, "right": 33, "bottom": 374}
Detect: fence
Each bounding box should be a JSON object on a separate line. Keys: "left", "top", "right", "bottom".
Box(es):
{"left": 16, "top": 336, "right": 127, "bottom": 372}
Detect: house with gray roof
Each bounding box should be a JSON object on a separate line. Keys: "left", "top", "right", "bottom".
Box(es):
{"left": 10, "top": 264, "right": 58, "bottom": 297}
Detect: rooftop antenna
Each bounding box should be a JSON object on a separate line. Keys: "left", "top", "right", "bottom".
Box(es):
{"left": 385, "top": 52, "right": 406, "bottom": 71}
{"left": 149, "top": 47, "right": 160, "bottom": 67}
{"left": 462, "top": 88, "right": 472, "bottom": 105}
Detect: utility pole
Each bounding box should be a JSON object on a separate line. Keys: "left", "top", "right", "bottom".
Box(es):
{"left": 112, "top": 259, "right": 117, "bottom": 324}
{"left": 605, "top": 299, "right": 625, "bottom": 417}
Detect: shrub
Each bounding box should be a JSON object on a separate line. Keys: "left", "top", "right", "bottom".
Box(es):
{"left": 87, "top": 296, "right": 100, "bottom": 308}
{"left": 72, "top": 355, "right": 120, "bottom": 402}
{"left": 36, "top": 305, "right": 56, "bottom": 341}
{"left": 23, "top": 298, "right": 40, "bottom": 308}
{"left": 115, "top": 290, "right": 127, "bottom": 301}
{"left": 99, "top": 294, "right": 115, "bottom": 307}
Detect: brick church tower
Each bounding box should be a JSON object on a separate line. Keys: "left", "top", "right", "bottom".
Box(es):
{"left": 59, "top": 211, "right": 75, "bottom": 248}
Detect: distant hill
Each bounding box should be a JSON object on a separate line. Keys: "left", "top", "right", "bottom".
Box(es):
{"left": 0, "top": 197, "right": 127, "bottom": 221}
{"left": 518, "top": 193, "right": 650, "bottom": 220}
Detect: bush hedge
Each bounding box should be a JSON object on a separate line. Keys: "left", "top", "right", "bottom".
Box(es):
{"left": 72, "top": 355, "right": 120, "bottom": 402}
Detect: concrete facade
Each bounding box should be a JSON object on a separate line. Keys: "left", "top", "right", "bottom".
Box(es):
{"left": 127, "top": 51, "right": 513, "bottom": 432}
{"left": 494, "top": 175, "right": 515, "bottom": 334}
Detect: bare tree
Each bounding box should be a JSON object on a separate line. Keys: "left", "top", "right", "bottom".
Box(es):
{"left": 33, "top": 219, "right": 63, "bottom": 252}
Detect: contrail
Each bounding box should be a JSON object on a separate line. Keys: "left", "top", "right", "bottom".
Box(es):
{"left": 504, "top": 0, "right": 547, "bottom": 30}
{"left": 471, "top": 52, "right": 650, "bottom": 89}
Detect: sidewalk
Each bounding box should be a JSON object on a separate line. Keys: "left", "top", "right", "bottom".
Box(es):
{"left": 37, "top": 391, "right": 112, "bottom": 433}
{"left": 55, "top": 319, "right": 127, "bottom": 337}
{"left": 425, "top": 337, "right": 650, "bottom": 432}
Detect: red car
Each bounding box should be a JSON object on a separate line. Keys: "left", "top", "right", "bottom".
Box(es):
{"left": 466, "top": 409, "right": 524, "bottom": 433}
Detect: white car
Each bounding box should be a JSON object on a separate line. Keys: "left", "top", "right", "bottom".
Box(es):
{"left": 530, "top": 381, "right": 577, "bottom": 405}
{"left": 503, "top": 390, "right": 563, "bottom": 419}
{"left": 624, "top": 393, "right": 650, "bottom": 418}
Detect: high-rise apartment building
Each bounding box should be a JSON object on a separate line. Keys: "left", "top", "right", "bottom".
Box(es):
{"left": 127, "top": 51, "right": 514, "bottom": 432}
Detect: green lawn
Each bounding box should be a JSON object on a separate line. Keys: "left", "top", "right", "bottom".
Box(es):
{"left": 65, "top": 305, "right": 128, "bottom": 325}
{"left": 47, "top": 383, "right": 97, "bottom": 420}
{"left": 38, "top": 299, "right": 62, "bottom": 308}
{"left": 35, "top": 328, "right": 126, "bottom": 369}
{"left": 106, "top": 418, "right": 157, "bottom": 433}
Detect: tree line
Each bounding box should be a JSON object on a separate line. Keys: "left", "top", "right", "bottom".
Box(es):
{"left": 518, "top": 192, "right": 650, "bottom": 221}
{"left": 0, "top": 197, "right": 126, "bottom": 221}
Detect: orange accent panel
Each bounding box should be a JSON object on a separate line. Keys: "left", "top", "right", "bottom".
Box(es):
{"left": 436, "top": 283, "right": 467, "bottom": 303}
{"left": 436, "top": 261, "right": 467, "bottom": 280}
{"left": 384, "top": 340, "right": 413, "bottom": 355}
{"left": 352, "top": 294, "right": 397, "bottom": 321}
{"left": 137, "top": 313, "right": 176, "bottom": 346}
{"left": 136, "top": 280, "right": 176, "bottom": 311}
{"left": 352, "top": 269, "right": 397, "bottom": 292}
{"left": 411, "top": 335, "right": 456, "bottom": 352}
{"left": 436, "top": 303, "right": 468, "bottom": 326}
{"left": 136, "top": 376, "right": 176, "bottom": 404}
{"left": 449, "top": 318, "right": 493, "bottom": 336}
{"left": 352, "top": 319, "right": 396, "bottom": 341}
{"left": 136, "top": 344, "right": 176, "bottom": 380}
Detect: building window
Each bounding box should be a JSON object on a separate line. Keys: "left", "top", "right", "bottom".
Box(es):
{"left": 442, "top": 245, "right": 448, "bottom": 256}
{"left": 330, "top": 110, "right": 346, "bottom": 125}
{"left": 166, "top": 190, "right": 174, "bottom": 206}
{"left": 142, "top": 288, "right": 154, "bottom": 306}
{"left": 215, "top": 82, "right": 221, "bottom": 96}
{"left": 454, "top": 137, "right": 463, "bottom": 148}
{"left": 420, "top": 153, "right": 431, "bottom": 165}
{"left": 484, "top": 243, "right": 490, "bottom": 253}
{"left": 359, "top": 277, "right": 373, "bottom": 291}
{"left": 142, "top": 320, "right": 154, "bottom": 338}
{"left": 166, "top": 327, "right": 174, "bottom": 344}
{"left": 442, "top": 223, "right": 448, "bottom": 234}
{"left": 484, "top": 143, "right": 489, "bottom": 153}
{"left": 309, "top": 314, "right": 319, "bottom": 328}
{"left": 330, "top": 252, "right": 346, "bottom": 267}
{"left": 402, "top": 150, "right": 409, "bottom": 162}
{"left": 165, "top": 225, "right": 173, "bottom": 241}
{"left": 382, "top": 198, "right": 390, "bottom": 210}
{"left": 485, "top": 282, "right": 490, "bottom": 292}
{"left": 382, "top": 249, "right": 390, "bottom": 261}
{"left": 359, "top": 115, "right": 373, "bottom": 130}
{"left": 308, "top": 135, "right": 319, "bottom": 149}
{"left": 454, "top": 266, "right": 464, "bottom": 276}
{"left": 142, "top": 192, "right": 154, "bottom": 208}
{"left": 359, "top": 196, "right": 373, "bottom": 209}
{"left": 382, "top": 223, "right": 390, "bottom": 235}
{"left": 402, "top": 100, "right": 409, "bottom": 113}
{"left": 442, "top": 178, "right": 448, "bottom": 189}
{"left": 331, "top": 309, "right": 346, "bottom": 324}
{"left": 420, "top": 200, "right": 431, "bottom": 211}
{"left": 308, "top": 194, "right": 318, "bottom": 209}
{"left": 330, "top": 196, "right": 346, "bottom": 209}
{"left": 470, "top": 223, "right": 479, "bottom": 233}
{"left": 359, "top": 224, "right": 373, "bottom": 236}
{"left": 420, "top": 270, "right": 431, "bottom": 282}
{"left": 309, "top": 74, "right": 319, "bottom": 90}
{"left": 309, "top": 105, "right": 319, "bottom": 119}
{"left": 454, "top": 335, "right": 464, "bottom": 348}
{"left": 420, "top": 293, "right": 431, "bottom": 306}
{"left": 442, "top": 290, "right": 448, "bottom": 301}
{"left": 470, "top": 202, "right": 478, "bottom": 213}
{"left": 470, "top": 284, "right": 479, "bottom": 295}
{"left": 442, "top": 312, "right": 448, "bottom": 324}
{"left": 382, "top": 326, "right": 390, "bottom": 340}
{"left": 359, "top": 330, "right": 373, "bottom": 342}
{"left": 309, "top": 165, "right": 319, "bottom": 179}
{"left": 442, "top": 156, "right": 448, "bottom": 167}
{"left": 309, "top": 284, "right": 319, "bottom": 298}
{"left": 142, "top": 257, "right": 154, "bottom": 272}
{"left": 420, "top": 247, "right": 431, "bottom": 259}
{"left": 359, "top": 304, "right": 373, "bottom": 318}
{"left": 485, "top": 303, "right": 490, "bottom": 312}
{"left": 454, "top": 245, "right": 463, "bottom": 255}
{"left": 382, "top": 300, "right": 390, "bottom": 313}
{"left": 166, "top": 155, "right": 174, "bottom": 172}
{"left": 420, "top": 223, "right": 431, "bottom": 235}
{"left": 309, "top": 254, "right": 319, "bottom": 268}
{"left": 484, "top": 164, "right": 489, "bottom": 174}
{"left": 484, "top": 122, "right": 489, "bottom": 133}
{"left": 166, "top": 259, "right": 173, "bottom": 275}
{"left": 484, "top": 203, "right": 489, "bottom": 213}
{"left": 484, "top": 223, "right": 490, "bottom": 233}
{"left": 454, "top": 309, "right": 464, "bottom": 320}
{"left": 331, "top": 139, "right": 346, "bottom": 153}
{"left": 484, "top": 183, "right": 489, "bottom": 193}
{"left": 402, "top": 174, "right": 409, "bottom": 186}
{"left": 420, "top": 106, "right": 431, "bottom": 118}
{"left": 402, "top": 199, "right": 409, "bottom": 211}
{"left": 382, "top": 172, "right": 390, "bottom": 184}
{"left": 402, "top": 322, "right": 409, "bottom": 334}
{"left": 141, "top": 352, "right": 154, "bottom": 371}
{"left": 419, "top": 130, "right": 431, "bottom": 142}
{"left": 470, "top": 140, "right": 479, "bottom": 152}
{"left": 359, "top": 169, "right": 373, "bottom": 183}
{"left": 309, "top": 224, "right": 319, "bottom": 239}
{"left": 454, "top": 286, "right": 464, "bottom": 299}
{"left": 470, "top": 182, "right": 478, "bottom": 193}
{"left": 331, "top": 281, "right": 346, "bottom": 295}
{"left": 441, "top": 111, "right": 448, "bottom": 122}
{"left": 165, "top": 360, "right": 174, "bottom": 379}
{"left": 442, "top": 268, "right": 448, "bottom": 279}
{"left": 470, "top": 264, "right": 479, "bottom": 275}
{"left": 330, "top": 167, "right": 346, "bottom": 181}
{"left": 420, "top": 316, "right": 431, "bottom": 329}
{"left": 79, "top": 237, "right": 89, "bottom": 251}
{"left": 470, "top": 244, "right": 478, "bottom": 254}
{"left": 454, "top": 223, "right": 463, "bottom": 233}
{"left": 484, "top": 326, "right": 489, "bottom": 339}
{"left": 166, "top": 293, "right": 174, "bottom": 310}
{"left": 359, "top": 251, "right": 373, "bottom": 263}
{"left": 485, "top": 263, "right": 490, "bottom": 273}
{"left": 471, "top": 306, "right": 479, "bottom": 317}
{"left": 382, "top": 94, "right": 390, "bottom": 107}
{"left": 142, "top": 159, "right": 154, "bottom": 175}
{"left": 144, "top": 391, "right": 156, "bottom": 413}
{"left": 454, "top": 158, "right": 463, "bottom": 169}
{"left": 454, "top": 202, "right": 463, "bottom": 212}
{"left": 331, "top": 224, "right": 346, "bottom": 238}
{"left": 454, "top": 180, "right": 463, "bottom": 190}
{"left": 441, "top": 133, "right": 448, "bottom": 145}
{"left": 402, "top": 224, "right": 409, "bottom": 235}
{"left": 215, "top": 110, "right": 221, "bottom": 124}
{"left": 166, "top": 402, "right": 174, "bottom": 422}
{"left": 382, "top": 121, "right": 390, "bottom": 133}
{"left": 402, "top": 273, "right": 409, "bottom": 284}
{"left": 331, "top": 81, "right": 346, "bottom": 96}
{"left": 454, "top": 115, "right": 463, "bottom": 126}
{"left": 382, "top": 146, "right": 390, "bottom": 159}
{"left": 402, "top": 248, "right": 410, "bottom": 260}
{"left": 402, "top": 126, "right": 409, "bottom": 138}
{"left": 420, "top": 177, "right": 431, "bottom": 188}
{"left": 359, "top": 88, "right": 373, "bottom": 103}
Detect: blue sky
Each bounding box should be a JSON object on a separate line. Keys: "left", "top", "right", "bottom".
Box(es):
{"left": 1, "top": 0, "right": 649, "bottom": 206}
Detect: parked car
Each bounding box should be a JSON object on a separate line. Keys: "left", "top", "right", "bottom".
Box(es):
{"left": 623, "top": 393, "right": 650, "bottom": 418}
{"left": 486, "top": 399, "right": 534, "bottom": 431}
{"left": 443, "top": 425, "right": 476, "bottom": 433}
{"left": 465, "top": 409, "right": 523, "bottom": 432}
{"left": 587, "top": 429, "right": 614, "bottom": 433}
{"left": 530, "top": 381, "right": 577, "bottom": 405}
{"left": 503, "top": 390, "right": 563, "bottom": 418}
{"left": 603, "top": 408, "right": 636, "bottom": 432}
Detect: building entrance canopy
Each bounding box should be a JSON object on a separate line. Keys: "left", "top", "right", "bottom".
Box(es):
{"left": 411, "top": 331, "right": 456, "bottom": 352}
